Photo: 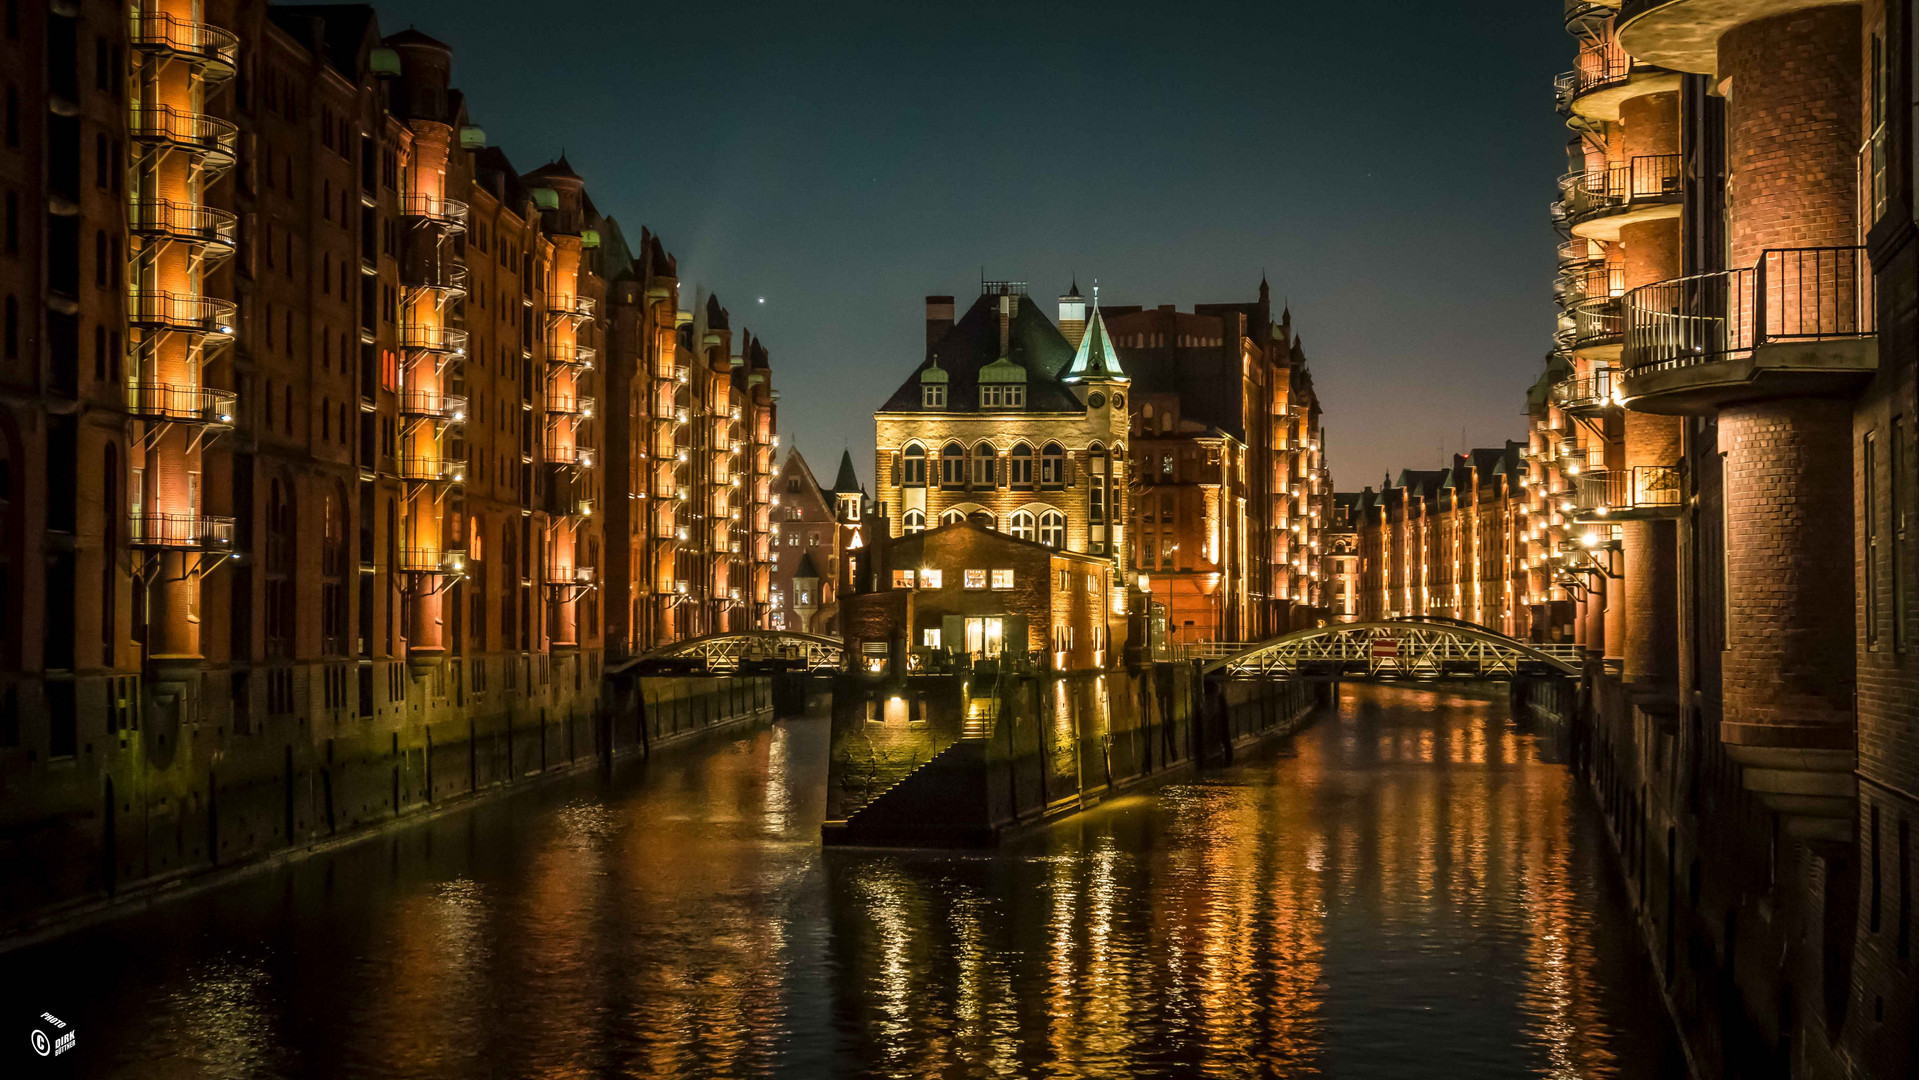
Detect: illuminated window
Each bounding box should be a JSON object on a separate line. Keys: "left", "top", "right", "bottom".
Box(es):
{"left": 970, "top": 443, "right": 996, "bottom": 487}
{"left": 941, "top": 442, "right": 965, "bottom": 487}
{"left": 903, "top": 508, "right": 925, "bottom": 534}
{"left": 892, "top": 569, "right": 916, "bottom": 588}
{"left": 922, "top": 627, "right": 942, "bottom": 648}
{"left": 1041, "top": 442, "right": 1065, "bottom": 486}
{"left": 902, "top": 443, "right": 926, "bottom": 486}
{"left": 1039, "top": 510, "right": 1065, "bottom": 548}
{"left": 1010, "top": 443, "right": 1034, "bottom": 487}
{"left": 940, "top": 508, "right": 966, "bottom": 526}
{"left": 920, "top": 569, "right": 943, "bottom": 588}
{"left": 991, "top": 569, "right": 1014, "bottom": 590}
{"left": 964, "top": 569, "right": 986, "bottom": 590}
{"left": 964, "top": 616, "right": 1003, "bottom": 656}
{"left": 1009, "top": 509, "right": 1035, "bottom": 540}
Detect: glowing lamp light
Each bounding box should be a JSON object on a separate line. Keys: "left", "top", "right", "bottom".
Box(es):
{"left": 1580, "top": 532, "right": 1601, "bottom": 548}
{"left": 217, "top": 412, "right": 233, "bottom": 423}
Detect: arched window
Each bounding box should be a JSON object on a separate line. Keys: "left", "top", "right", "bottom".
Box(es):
{"left": 939, "top": 508, "right": 966, "bottom": 526}
{"left": 901, "top": 443, "right": 926, "bottom": 487}
{"left": 969, "top": 510, "right": 996, "bottom": 530}
{"left": 1041, "top": 442, "right": 1065, "bottom": 486}
{"left": 970, "top": 442, "right": 996, "bottom": 488}
{"left": 1009, "top": 509, "right": 1035, "bottom": 540}
{"left": 1088, "top": 443, "right": 1109, "bottom": 528}
{"left": 940, "top": 442, "right": 965, "bottom": 488}
{"left": 1039, "top": 510, "right": 1065, "bottom": 548}
{"left": 903, "top": 508, "right": 925, "bottom": 534}
{"left": 1009, "top": 443, "right": 1034, "bottom": 488}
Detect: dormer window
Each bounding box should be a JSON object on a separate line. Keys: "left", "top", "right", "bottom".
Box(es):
{"left": 922, "top": 383, "right": 946, "bottom": 408}
{"left": 980, "top": 384, "right": 1025, "bottom": 409}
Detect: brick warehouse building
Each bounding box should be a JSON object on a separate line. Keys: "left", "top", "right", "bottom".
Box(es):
{"left": 1521, "top": 0, "right": 1919, "bottom": 1076}
{"left": 0, "top": 1, "right": 777, "bottom": 922}
{"left": 869, "top": 278, "right": 1336, "bottom": 656}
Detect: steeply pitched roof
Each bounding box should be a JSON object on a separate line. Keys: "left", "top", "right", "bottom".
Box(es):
{"left": 877, "top": 290, "right": 1084, "bottom": 413}
{"left": 383, "top": 26, "right": 449, "bottom": 50}
{"left": 523, "top": 154, "right": 581, "bottom": 182}
{"left": 1062, "top": 295, "right": 1127, "bottom": 382}
{"left": 832, "top": 451, "right": 862, "bottom": 495}
{"left": 793, "top": 551, "right": 823, "bottom": 580}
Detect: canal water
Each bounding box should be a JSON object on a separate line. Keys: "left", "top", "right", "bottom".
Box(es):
{"left": 2, "top": 684, "right": 1686, "bottom": 1078}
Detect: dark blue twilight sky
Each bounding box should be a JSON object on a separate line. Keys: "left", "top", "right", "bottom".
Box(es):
{"left": 357, "top": 0, "right": 1569, "bottom": 491}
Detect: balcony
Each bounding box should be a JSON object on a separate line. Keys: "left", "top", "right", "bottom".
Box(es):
{"left": 1571, "top": 466, "right": 1682, "bottom": 522}
{"left": 546, "top": 393, "right": 595, "bottom": 418}
{"left": 399, "top": 193, "right": 469, "bottom": 231}
{"left": 399, "top": 390, "right": 467, "bottom": 423}
{"left": 128, "top": 290, "right": 238, "bottom": 337}
{"left": 1619, "top": 246, "right": 1877, "bottom": 414}
{"left": 1550, "top": 368, "right": 1618, "bottom": 416}
{"left": 547, "top": 294, "right": 596, "bottom": 321}
{"left": 398, "top": 323, "right": 468, "bottom": 355}
{"left": 1557, "top": 28, "right": 1680, "bottom": 124}
{"left": 1569, "top": 295, "right": 1623, "bottom": 358}
{"left": 129, "top": 105, "right": 237, "bottom": 169}
{"left": 1563, "top": 0, "right": 1619, "bottom": 33}
{"left": 1617, "top": 0, "right": 1804, "bottom": 77}
{"left": 130, "top": 11, "right": 239, "bottom": 79}
{"left": 546, "top": 444, "right": 596, "bottom": 469}
{"left": 396, "top": 455, "right": 466, "bottom": 484}
{"left": 129, "top": 199, "right": 237, "bottom": 252}
{"left": 1558, "top": 238, "right": 1605, "bottom": 270}
{"left": 406, "top": 261, "right": 468, "bottom": 298}
{"left": 130, "top": 512, "right": 234, "bottom": 550}
{"left": 547, "top": 566, "right": 596, "bottom": 590}
{"left": 1559, "top": 154, "right": 1682, "bottom": 240}
{"left": 546, "top": 344, "right": 596, "bottom": 369}
{"left": 1557, "top": 263, "right": 1624, "bottom": 309}
{"left": 398, "top": 548, "right": 466, "bottom": 575}
{"left": 126, "top": 383, "right": 237, "bottom": 426}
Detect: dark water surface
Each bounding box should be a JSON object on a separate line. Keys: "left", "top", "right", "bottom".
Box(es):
{"left": 2, "top": 684, "right": 1687, "bottom": 1078}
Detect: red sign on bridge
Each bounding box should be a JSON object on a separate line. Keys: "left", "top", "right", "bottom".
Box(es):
{"left": 1371, "top": 635, "right": 1400, "bottom": 659}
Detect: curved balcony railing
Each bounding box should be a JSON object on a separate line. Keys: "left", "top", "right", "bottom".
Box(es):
{"left": 1550, "top": 369, "right": 1616, "bottom": 414}
{"left": 1559, "top": 154, "right": 1682, "bottom": 225}
{"left": 546, "top": 393, "right": 595, "bottom": 417}
{"left": 546, "top": 344, "right": 596, "bottom": 368}
{"left": 1558, "top": 238, "right": 1605, "bottom": 269}
{"left": 1622, "top": 247, "right": 1874, "bottom": 374}
{"left": 396, "top": 456, "right": 466, "bottom": 484}
{"left": 1564, "top": 0, "right": 1618, "bottom": 32}
{"left": 125, "top": 383, "right": 236, "bottom": 425}
{"left": 398, "top": 547, "right": 467, "bottom": 575}
{"left": 1569, "top": 295, "right": 1623, "bottom": 350}
{"left": 546, "top": 443, "right": 596, "bottom": 469}
{"left": 128, "top": 290, "right": 237, "bottom": 336}
{"left": 399, "top": 193, "right": 469, "bottom": 230}
{"left": 547, "top": 294, "right": 596, "bottom": 320}
{"left": 130, "top": 105, "right": 238, "bottom": 166}
{"left": 1558, "top": 264, "right": 1624, "bottom": 308}
{"left": 398, "top": 323, "right": 468, "bottom": 355}
{"left": 129, "top": 12, "right": 239, "bottom": 78}
{"left": 406, "top": 261, "right": 468, "bottom": 297}
{"left": 129, "top": 199, "right": 237, "bottom": 251}
{"left": 399, "top": 390, "right": 467, "bottom": 422}
{"left": 1570, "top": 33, "right": 1632, "bottom": 98}
{"left": 130, "top": 512, "right": 234, "bottom": 550}
{"left": 1572, "top": 466, "right": 1682, "bottom": 520}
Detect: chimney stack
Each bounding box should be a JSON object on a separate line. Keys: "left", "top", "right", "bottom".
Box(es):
{"left": 1058, "top": 283, "right": 1087, "bottom": 348}
{"left": 924, "top": 296, "right": 954, "bottom": 351}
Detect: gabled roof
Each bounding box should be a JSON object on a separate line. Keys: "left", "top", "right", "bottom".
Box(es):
{"left": 524, "top": 154, "right": 581, "bottom": 182}
{"left": 793, "top": 551, "right": 823, "bottom": 580}
{"left": 878, "top": 290, "right": 1083, "bottom": 413}
{"left": 383, "top": 26, "right": 449, "bottom": 50}
{"left": 778, "top": 449, "right": 831, "bottom": 512}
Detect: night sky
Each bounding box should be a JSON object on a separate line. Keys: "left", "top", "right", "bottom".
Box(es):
{"left": 358, "top": 0, "right": 1569, "bottom": 493}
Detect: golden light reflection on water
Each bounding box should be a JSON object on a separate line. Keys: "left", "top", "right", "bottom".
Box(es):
{"left": 32, "top": 688, "right": 1681, "bottom": 1080}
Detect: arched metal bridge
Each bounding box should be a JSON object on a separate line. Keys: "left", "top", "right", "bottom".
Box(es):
{"left": 610, "top": 631, "right": 844, "bottom": 676}
{"left": 1199, "top": 621, "right": 1581, "bottom": 680}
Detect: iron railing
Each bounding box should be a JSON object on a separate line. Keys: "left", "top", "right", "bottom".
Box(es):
{"left": 1558, "top": 238, "right": 1605, "bottom": 268}
{"left": 398, "top": 193, "right": 469, "bottom": 229}
{"left": 546, "top": 344, "right": 596, "bottom": 368}
{"left": 1559, "top": 263, "right": 1624, "bottom": 307}
{"left": 129, "top": 199, "right": 237, "bottom": 249}
{"left": 129, "top": 11, "right": 239, "bottom": 72}
{"left": 128, "top": 290, "right": 237, "bottom": 335}
{"left": 399, "top": 390, "right": 467, "bottom": 421}
{"left": 396, "top": 456, "right": 465, "bottom": 483}
{"left": 130, "top": 512, "right": 234, "bottom": 549}
{"left": 408, "top": 261, "right": 468, "bottom": 296}
{"left": 1573, "top": 465, "right": 1681, "bottom": 516}
{"left": 398, "top": 548, "right": 465, "bottom": 574}
{"left": 1571, "top": 32, "right": 1631, "bottom": 97}
{"left": 125, "top": 383, "right": 237, "bottom": 424}
{"left": 1565, "top": 0, "right": 1617, "bottom": 32}
{"left": 1570, "top": 295, "right": 1623, "bottom": 348}
{"left": 546, "top": 443, "right": 596, "bottom": 469}
{"left": 547, "top": 294, "right": 596, "bottom": 319}
{"left": 1560, "top": 154, "right": 1682, "bottom": 223}
{"left": 546, "top": 393, "right": 595, "bottom": 416}
{"left": 1551, "top": 368, "right": 1614, "bottom": 412}
{"left": 1622, "top": 246, "right": 1875, "bottom": 373}
{"left": 398, "top": 323, "right": 468, "bottom": 354}
{"left": 129, "top": 105, "right": 238, "bottom": 160}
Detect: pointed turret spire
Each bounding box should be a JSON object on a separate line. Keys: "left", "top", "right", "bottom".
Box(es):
{"left": 1063, "top": 280, "right": 1128, "bottom": 383}
{"left": 832, "top": 450, "right": 861, "bottom": 496}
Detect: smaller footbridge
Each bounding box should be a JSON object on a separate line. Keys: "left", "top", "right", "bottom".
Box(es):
{"left": 610, "top": 631, "right": 844, "bottom": 676}
{"left": 1197, "top": 620, "right": 1581, "bottom": 681}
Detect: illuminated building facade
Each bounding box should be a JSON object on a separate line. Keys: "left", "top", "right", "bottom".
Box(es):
{"left": 768, "top": 447, "right": 855, "bottom": 635}
{"left": 1105, "top": 284, "right": 1333, "bottom": 643}
{"left": 0, "top": 1, "right": 776, "bottom": 919}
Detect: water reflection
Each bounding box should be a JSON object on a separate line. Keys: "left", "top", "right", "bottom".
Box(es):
{"left": 1, "top": 685, "right": 1682, "bottom": 1079}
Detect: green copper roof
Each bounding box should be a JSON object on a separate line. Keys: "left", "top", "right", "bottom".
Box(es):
{"left": 1063, "top": 294, "right": 1127, "bottom": 383}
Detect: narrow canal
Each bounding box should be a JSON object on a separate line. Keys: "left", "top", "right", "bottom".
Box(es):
{"left": 2, "top": 684, "right": 1686, "bottom": 1078}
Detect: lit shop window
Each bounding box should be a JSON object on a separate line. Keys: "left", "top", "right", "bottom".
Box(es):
{"left": 892, "top": 569, "right": 916, "bottom": 588}
{"left": 922, "top": 628, "right": 942, "bottom": 648}
{"left": 964, "top": 569, "right": 987, "bottom": 590}
{"left": 920, "top": 569, "right": 943, "bottom": 588}
{"left": 991, "top": 569, "right": 1014, "bottom": 590}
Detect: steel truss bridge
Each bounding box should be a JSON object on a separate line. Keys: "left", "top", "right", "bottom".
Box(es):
{"left": 611, "top": 631, "right": 845, "bottom": 676}
{"left": 1195, "top": 620, "right": 1581, "bottom": 680}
